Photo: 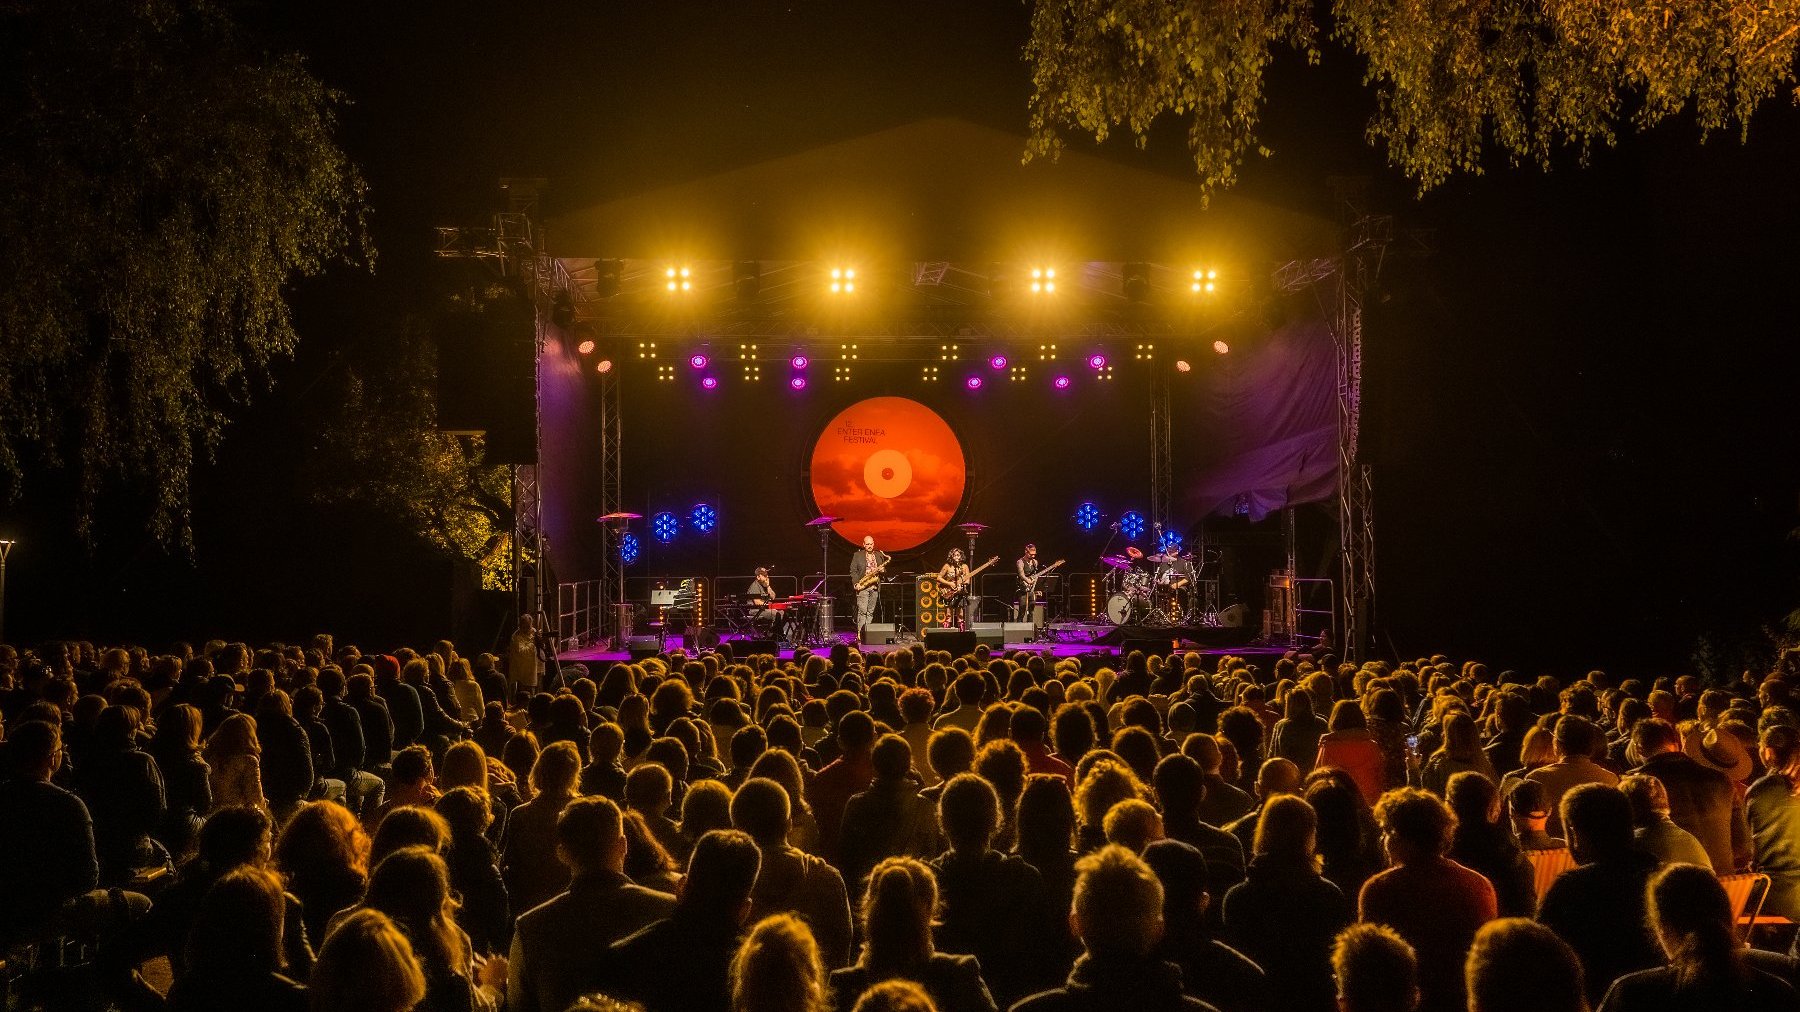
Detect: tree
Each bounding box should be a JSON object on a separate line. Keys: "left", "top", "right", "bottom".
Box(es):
{"left": 0, "top": 0, "right": 367, "bottom": 546}
{"left": 306, "top": 313, "right": 518, "bottom": 592}
{"left": 1024, "top": 1, "right": 1800, "bottom": 194}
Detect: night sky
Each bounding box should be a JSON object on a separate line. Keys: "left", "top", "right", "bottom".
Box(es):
{"left": 7, "top": 1, "right": 1797, "bottom": 677}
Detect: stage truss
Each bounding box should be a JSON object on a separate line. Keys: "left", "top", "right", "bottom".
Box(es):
{"left": 436, "top": 184, "right": 1387, "bottom": 653}
{"left": 1272, "top": 178, "right": 1392, "bottom": 660}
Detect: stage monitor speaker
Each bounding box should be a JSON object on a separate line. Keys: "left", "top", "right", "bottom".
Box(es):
{"left": 1001, "top": 622, "right": 1034, "bottom": 644}
{"left": 970, "top": 623, "right": 1006, "bottom": 648}
{"left": 1122, "top": 636, "right": 1178, "bottom": 658}
{"left": 923, "top": 629, "right": 976, "bottom": 656}
{"left": 732, "top": 639, "right": 779, "bottom": 658}
{"left": 625, "top": 636, "right": 662, "bottom": 660}
{"left": 861, "top": 623, "right": 900, "bottom": 646}
{"left": 435, "top": 305, "right": 537, "bottom": 465}
{"left": 1218, "top": 604, "right": 1247, "bottom": 628}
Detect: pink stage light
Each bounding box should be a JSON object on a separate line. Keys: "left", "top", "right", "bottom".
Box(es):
{"left": 689, "top": 353, "right": 709, "bottom": 369}
{"left": 596, "top": 359, "right": 614, "bottom": 374}
{"left": 989, "top": 354, "right": 1008, "bottom": 370}
{"left": 700, "top": 376, "right": 719, "bottom": 390}
{"left": 789, "top": 376, "right": 808, "bottom": 390}
{"left": 1053, "top": 375, "right": 1071, "bottom": 390}
{"left": 965, "top": 375, "right": 984, "bottom": 390}
{"left": 577, "top": 340, "right": 596, "bottom": 355}
{"left": 790, "top": 354, "right": 809, "bottom": 370}
{"left": 1175, "top": 360, "right": 1192, "bottom": 373}
{"left": 1212, "top": 340, "right": 1230, "bottom": 355}
{"left": 1087, "top": 353, "right": 1107, "bottom": 370}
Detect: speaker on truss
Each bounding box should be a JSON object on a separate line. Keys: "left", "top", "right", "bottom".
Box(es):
{"left": 435, "top": 298, "right": 536, "bottom": 465}
{"left": 733, "top": 261, "right": 761, "bottom": 302}
{"left": 1122, "top": 262, "right": 1153, "bottom": 303}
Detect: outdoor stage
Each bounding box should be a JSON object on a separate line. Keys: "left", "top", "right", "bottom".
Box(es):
{"left": 492, "top": 120, "right": 1370, "bottom": 659}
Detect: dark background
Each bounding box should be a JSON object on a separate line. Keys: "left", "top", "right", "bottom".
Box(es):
{"left": 1, "top": 0, "right": 1796, "bottom": 675}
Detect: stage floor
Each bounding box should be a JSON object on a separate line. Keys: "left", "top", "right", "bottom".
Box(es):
{"left": 558, "top": 625, "right": 1283, "bottom": 668}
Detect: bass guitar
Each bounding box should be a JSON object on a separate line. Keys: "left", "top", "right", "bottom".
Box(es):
{"left": 1020, "top": 559, "right": 1066, "bottom": 594}
{"left": 936, "top": 556, "right": 1001, "bottom": 597}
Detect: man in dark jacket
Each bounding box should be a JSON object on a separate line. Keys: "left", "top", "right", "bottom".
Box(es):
{"left": 374, "top": 655, "right": 423, "bottom": 751}
{"left": 932, "top": 773, "right": 1054, "bottom": 1007}
{"left": 603, "top": 829, "right": 760, "bottom": 1012}
{"left": 507, "top": 797, "right": 676, "bottom": 1012}
{"left": 1630, "top": 718, "right": 1750, "bottom": 873}
{"left": 347, "top": 671, "right": 395, "bottom": 775}
{"left": 1538, "top": 783, "right": 1663, "bottom": 1004}
{"left": 255, "top": 691, "right": 314, "bottom": 819}
{"left": 1014, "top": 844, "right": 1221, "bottom": 1012}
{"left": 0, "top": 720, "right": 99, "bottom": 947}
{"left": 317, "top": 669, "right": 381, "bottom": 817}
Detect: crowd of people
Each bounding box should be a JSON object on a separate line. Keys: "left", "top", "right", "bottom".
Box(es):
{"left": 2, "top": 635, "right": 1799, "bottom": 1012}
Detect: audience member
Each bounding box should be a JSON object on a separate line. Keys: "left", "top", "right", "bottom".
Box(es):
{"left": 1359, "top": 787, "right": 1497, "bottom": 1012}
{"left": 1538, "top": 783, "right": 1663, "bottom": 1004}
{"left": 1331, "top": 922, "right": 1419, "bottom": 1012}
{"left": 1221, "top": 794, "right": 1351, "bottom": 1012}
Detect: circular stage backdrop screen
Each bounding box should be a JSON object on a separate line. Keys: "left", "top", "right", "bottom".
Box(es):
{"left": 809, "top": 396, "right": 966, "bottom": 550}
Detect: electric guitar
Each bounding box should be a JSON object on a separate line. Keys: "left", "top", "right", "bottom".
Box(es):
{"left": 936, "top": 556, "right": 1000, "bottom": 597}
{"left": 853, "top": 553, "right": 892, "bottom": 592}
{"left": 1020, "top": 559, "right": 1066, "bottom": 593}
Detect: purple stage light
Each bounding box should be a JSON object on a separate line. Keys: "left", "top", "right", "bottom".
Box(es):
{"left": 1053, "top": 375, "right": 1071, "bottom": 390}
{"left": 965, "top": 375, "right": 983, "bottom": 390}
{"left": 790, "top": 354, "right": 809, "bottom": 370}
{"left": 789, "top": 376, "right": 808, "bottom": 390}
{"left": 1087, "top": 353, "right": 1107, "bottom": 370}
{"left": 700, "top": 376, "right": 718, "bottom": 390}
{"left": 689, "top": 353, "right": 709, "bottom": 370}
{"left": 989, "top": 354, "right": 1008, "bottom": 370}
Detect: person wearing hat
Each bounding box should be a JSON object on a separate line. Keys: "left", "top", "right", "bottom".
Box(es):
{"left": 1629, "top": 717, "right": 1752, "bottom": 873}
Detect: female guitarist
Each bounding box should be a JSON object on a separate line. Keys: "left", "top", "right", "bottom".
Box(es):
{"left": 936, "top": 549, "right": 1000, "bottom": 630}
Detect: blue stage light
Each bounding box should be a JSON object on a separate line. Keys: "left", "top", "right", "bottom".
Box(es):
{"left": 1120, "top": 511, "right": 1146, "bottom": 540}
{"left": 620, "top": 533, "right": 641, "bottom": 565}
{"left": 1074, "top": 502, "right": 1101, "bottom": 531}
{"left": 1157, "top": 529, "right": 1184, "bottom": 553}
{"left": 652, "top": 512, "right": 679, "bottom": 543}
{"left": 689, "top": 503, "right": 717, "bottom": 533}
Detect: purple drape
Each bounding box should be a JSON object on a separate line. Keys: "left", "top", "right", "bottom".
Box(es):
{"left": 1182, "top": 319, "right": 1339, "bottom": 520}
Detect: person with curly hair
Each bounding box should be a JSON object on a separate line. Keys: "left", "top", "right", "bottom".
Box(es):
{"left": 1359, "top": 788, "right": 1497, "bottom": 1012}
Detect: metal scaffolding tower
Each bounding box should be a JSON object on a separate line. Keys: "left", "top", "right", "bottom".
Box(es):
{"left": 1273, "top": 179, "right": 1389, "bottom": 659}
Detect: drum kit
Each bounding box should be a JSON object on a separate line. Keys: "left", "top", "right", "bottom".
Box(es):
{"left": 1099, "top": 550, "right": 1202, "bottom": 626}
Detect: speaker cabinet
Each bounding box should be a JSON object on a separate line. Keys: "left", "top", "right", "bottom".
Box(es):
{"left": 730, "top": 638, "right": 780, "bottom": 658}
{"left": 625, "top": 636, "right": 662, "bottom": 660}
{"left": 923, "top": 629, "right": 976, "bottom": 655}
{"left": 861, "top": 623, "right": 900, "bottom": 646}
{"left": 970, "top": 623, "right": 1006, "bottom": 648}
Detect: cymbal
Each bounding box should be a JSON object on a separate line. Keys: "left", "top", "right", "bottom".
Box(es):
{"left": 595, "top": 512, "right": 642, "bottom": 522}
{"left": 1148, "top": 552, "right": 1178, "bottom": 563}
{"left": 805, "top": 515, "right": 840, "bottom": 527}
{"left": 1100, "top": 555, "right": 1132, "bottom": 570}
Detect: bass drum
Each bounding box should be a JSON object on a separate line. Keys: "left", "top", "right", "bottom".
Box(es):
{"left": 1105, "top": 593, "right": 1142, "bottom": 625}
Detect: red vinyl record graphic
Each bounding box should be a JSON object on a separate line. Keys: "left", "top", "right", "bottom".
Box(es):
{"left": 810, "top": 397, "right": 965, "bottom": 550}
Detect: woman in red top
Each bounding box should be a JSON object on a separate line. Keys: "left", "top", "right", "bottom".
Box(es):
{"left": 1315, "top": 700, "right": 1389, "bottom": 805}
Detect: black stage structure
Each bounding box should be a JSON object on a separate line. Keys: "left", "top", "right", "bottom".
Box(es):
{"left": 434, "top": 119, "right": 1388, "bottom": 660}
